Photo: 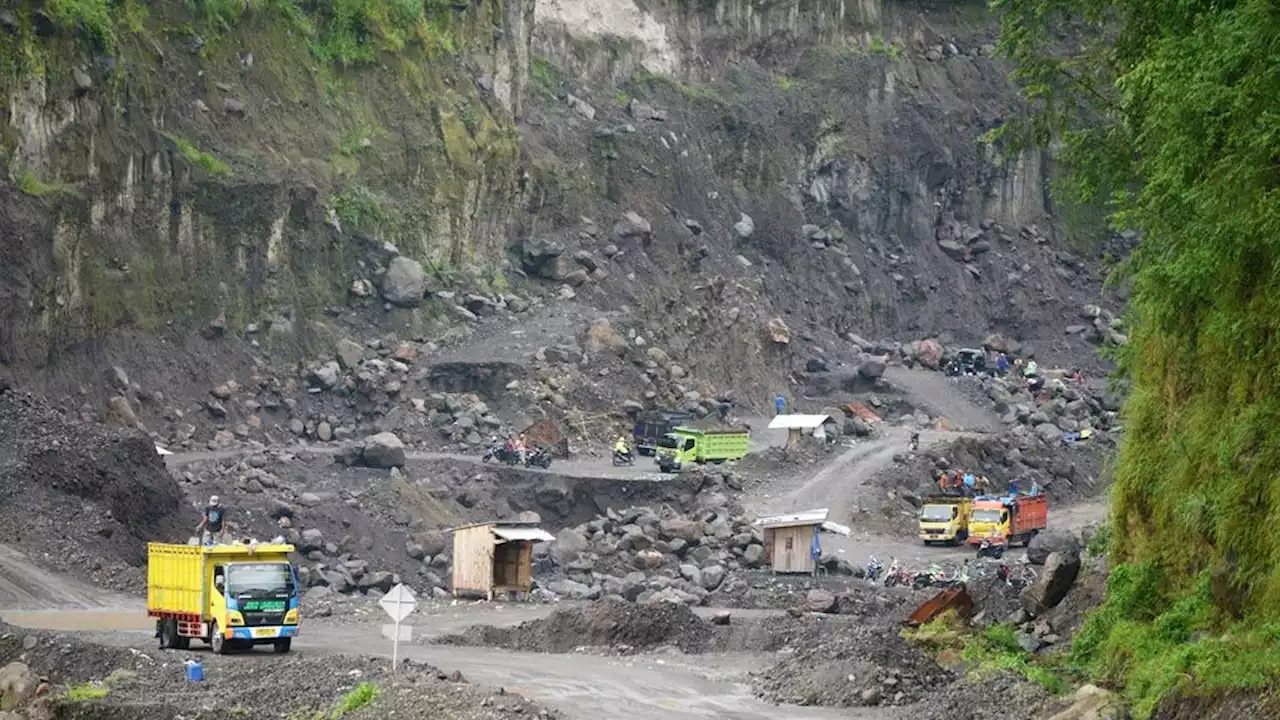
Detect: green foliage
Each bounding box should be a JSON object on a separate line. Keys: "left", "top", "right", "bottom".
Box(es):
{"left": 531, "top": 56, "right": 564, "bottom": 99}
{"left": 1070, "top": 567, "right": 1280, "bottom": 718}
{"left": 905, "top": 617, "right": 1068, "bottom": 695}
{"left": 119, "top": 0, "right": 149, "bottom": 33}
{"left": 993, "top": 0, "right": 1280, "bottom": 709}
{"left": 774, "top": 74, "right": 799, "bottom": 91}
{"left": 15, "top": 170, "right": 53, "bottom": 196}
{"left": 165, "top": 134, "right": 232, "bottom": 177}
{"left": 328, "top": 184, "right": 384, "bottom": 233}
{"left": 1084, "top": 523, "right": 1111, "bottom": 558}
{"left": 305, "top": 0, "right": 456, "bottom": 64}
{"left": 64, "top": 682, "right": 110, "bottom": 701}
{"left": 867, "top": 34, "right": 903, "bottom": 59}
{"left": 333, "top": 682, "right": 378, "bottom": 716}
{"left": 46, "top": 0, "right": 116, "bottom": 51}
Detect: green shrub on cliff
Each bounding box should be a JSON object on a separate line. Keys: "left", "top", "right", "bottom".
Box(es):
{"left": 992, "top": 0, "right": 1280, "bottom": 713}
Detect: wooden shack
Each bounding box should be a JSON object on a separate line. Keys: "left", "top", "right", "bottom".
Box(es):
{"left": 450, "top": 521, "right": 555, "bottom": 601}
{"left": 754, "top": 508, "right": 830, "bottom": 574}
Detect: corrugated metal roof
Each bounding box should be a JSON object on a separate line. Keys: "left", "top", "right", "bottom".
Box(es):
{"left": 767, "top": 414, "right": 833, "bottom": 430}
{"left": 755, "top": 508, "right": 830, "bottom": 528}
{"left": 449, "top": 520, "right": 543, "bottom": 532}
{"left": 492, "top": 527, "right": 555, "bottom": 543}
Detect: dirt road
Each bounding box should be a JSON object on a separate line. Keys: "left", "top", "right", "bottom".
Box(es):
{"left": 163, "top": 419, "right": 788, "bottom": 482}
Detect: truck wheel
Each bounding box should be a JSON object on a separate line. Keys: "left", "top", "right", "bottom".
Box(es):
{"left": 160, "top": 619, "right": 178, "bottom": 649}
{"left": 273, "top": 638, "right": 292, "bottom": 654}
{"left": 210, "top": 623, "right": 229, "bottom": 655}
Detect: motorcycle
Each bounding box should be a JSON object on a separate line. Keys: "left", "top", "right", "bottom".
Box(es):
{"left": 883, "top": 558, "right": 913, "bottom": 588}
{"left": 977, "top": 537, "right": 1006, "bottom": 559}
{"left": 612, "top": 449, "right": 636, "bottom": 467}
{"left": 909, "top": 432, "right": 920, "bottom": 451}
{"left": 481, "top": 444, "right": 521, "bottom": 466}
{"left": 526, "top": 446, "right": 553, "bottom": 469}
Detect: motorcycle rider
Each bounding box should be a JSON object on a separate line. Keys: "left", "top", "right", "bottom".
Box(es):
{"left": 909, "top": 431, "right": 920, "bottom": 451}
{"left": 613, "top": 435, "right": 632, "bottom": 462}
{"left": 515, "top": 433, "right": 528, "bottom": 465}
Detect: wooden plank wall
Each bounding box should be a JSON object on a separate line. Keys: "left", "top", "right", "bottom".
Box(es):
{"left": 770, "top": 525, "right": 815, "bottom": 573}
{"left": 451, "top": 525, "right": 494, "bottom": 595}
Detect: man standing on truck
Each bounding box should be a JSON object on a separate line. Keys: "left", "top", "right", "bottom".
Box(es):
{"left": 195, "top": 495, "right": 230, "bottom": 545}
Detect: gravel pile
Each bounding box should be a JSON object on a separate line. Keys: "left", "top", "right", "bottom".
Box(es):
{"left": 754, "top": 622, "right": 955, "bottom": 708}
{"left": 0, "top": 388, "right": 191, "bottom": 593}
{"left": 0, "top": 623, "right": 551, "bottom": 720}
{"left": 437, "top": 598, "right": 714, "bottom": 654}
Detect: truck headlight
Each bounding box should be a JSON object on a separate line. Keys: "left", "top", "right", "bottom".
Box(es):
{"left": 285, "top": 608, "right": 299, "bottom": 624}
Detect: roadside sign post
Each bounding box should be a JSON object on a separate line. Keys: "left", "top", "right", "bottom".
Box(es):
{"left": 378, "top": 583, "right": 417, "bottom": 672}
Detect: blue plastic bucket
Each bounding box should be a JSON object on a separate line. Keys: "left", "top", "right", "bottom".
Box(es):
{"left": 185, "top": 660, "right": 204, "bottom": 682}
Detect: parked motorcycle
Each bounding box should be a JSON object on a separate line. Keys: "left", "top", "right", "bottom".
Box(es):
{"left": 612, "top": 449, "right": 636, "bottom": 467}
{"left": 977, "top": 537, "right": 1006, "bottom": 559}
{"left": 526, "top": 446, "right": 554, "bottom": 469}
{"left": 481, "top": 443, "right": 521, "bottom": 466}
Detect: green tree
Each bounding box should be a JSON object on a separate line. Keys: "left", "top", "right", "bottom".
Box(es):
{"left": 991, "top": 0, "right": 1280, "bottom": 712}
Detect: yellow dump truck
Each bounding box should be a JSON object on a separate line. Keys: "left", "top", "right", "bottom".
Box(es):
{"left": 147, "top": 542, "right": 301, "bottom": 654}
{"left": 918, "top": 495, "right": 973, "bottom": 545}
{"left": 655, "top": 426, "right": 750, "bottom": 472}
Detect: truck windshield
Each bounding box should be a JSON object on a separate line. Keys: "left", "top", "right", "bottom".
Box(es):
{"left": 972, "top": 509, "right": 1002, "bottom": 524}
{"left": 920, "top": 505, "right": 954, "bottom": 522}
{"left": 657, "top": 436, "right": 681, "bottom": 449}
{"left": 227, "top": 563, "right": 293, "bottom": 598}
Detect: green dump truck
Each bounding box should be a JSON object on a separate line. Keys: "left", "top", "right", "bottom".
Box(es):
{"left": 655, "top": 426, "right": 750, "bottom": 472}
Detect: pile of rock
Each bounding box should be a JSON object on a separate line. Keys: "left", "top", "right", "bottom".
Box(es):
{"left": 541, "top": 505, "right": 768, "bottom": 606}
{"left": 978, "top": 372, "right": 1121, "bottom": 442}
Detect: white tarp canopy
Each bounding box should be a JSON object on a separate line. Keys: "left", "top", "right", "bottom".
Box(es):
{"left": 492, "top": 527, "right": 556, "bottom": 543}
{"left": 755, "top": 508, "right": 830, "bottom": 529}
{"left": 155, "top": 445, "right": 174, "bottom": 456}
{"left": 767, "top": 414, "right": 833, "bottom": 430}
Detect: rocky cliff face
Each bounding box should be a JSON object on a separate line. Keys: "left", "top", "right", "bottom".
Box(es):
{"left": 525, "top": 0, "right": 1102, "bottom": 367}
{"left": 1, "top": 0, "right": 1112, "bottom": 412}
{"left": 1, "top": 0, "right": 532, "bottom": 368}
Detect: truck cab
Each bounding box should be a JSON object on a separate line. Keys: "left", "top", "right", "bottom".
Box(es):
{"left": 918, "top": 496, "right": 972, "bottom": 545}
{"left": 967, "top": 503, "right": 1008, "bottom": 543}
{"left": 966, "top": 495, "right": 1048, "bottom": 548}
{"left": 149, "top": 543, "right": 301, "bottom": 655}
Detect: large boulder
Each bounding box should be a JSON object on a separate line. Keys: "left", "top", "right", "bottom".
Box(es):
{"left": 381, "top": 256, "right": 427, "bottom": 307}
{"left": 658, "top": 518, "right": 701, "bottom": 542}
{"left": 582, "top": 319, "right": 627, "bottom": 356}
{"left": 554, "top": 527, "right": 589, "bottom": 564}
{"left": 916, "top": 339, "right": 943, "bottom": 369}
{"left": 805, "top": 589, "right": 838, "bottom": 613}
{"left": 742, "top": 544, "right": 765, "bottom": 568}
{"left": 0, "top": 662, "right": 38, "bottom": 711}
{"left": 700, "top": 564, "right": 726, "bottom": 591}
{"left": 361, "top": 432, "right": 406, "bottom": 468}
{"left": 857, "top": 356, "right": 887, "bottom": 380}
{"left": 1026, "top": 530, "right": 1081, "bottom": 566}
{"left": 1021, "top": 551, "right": 1082, "bottom": 615}
{"left": 634, "top": 548, "right": 665, "bottom": 570}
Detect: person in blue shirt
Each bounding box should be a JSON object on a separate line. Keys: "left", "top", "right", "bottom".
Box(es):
{"left": 1009, "top": 479, "right": 1020, "bottom": 496}
{"left": 963, "top": 472, "right": 976, "bottom": 496}
{"left": 774, "top": 394, "right": 786, "bottom": 415}
{"left": 996, "top": 353, "right": 1010, "bottom": 375}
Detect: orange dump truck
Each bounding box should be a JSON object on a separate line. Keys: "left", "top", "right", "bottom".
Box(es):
{"left": 966, "top": 494, "right": 1047, "bottom": 548}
